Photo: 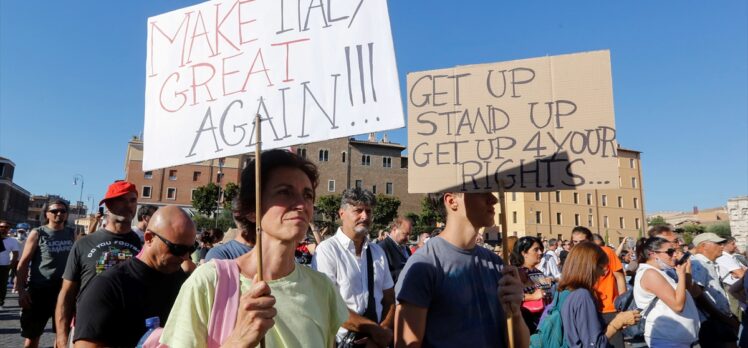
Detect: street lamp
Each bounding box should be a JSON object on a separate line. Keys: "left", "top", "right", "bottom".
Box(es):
{"left": 87, "top": 195, "right": 95, "bottom": 215}
{"left": 73, "top": 174, "right": 85, "bottom": 235}
{"left": 215, "top": 158, "right": 225, "bottom": 227}
{"left": 73, "top": 174, "right": 84, "bottom": 214}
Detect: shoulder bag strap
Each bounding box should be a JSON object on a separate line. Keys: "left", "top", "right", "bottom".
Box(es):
{"left": 208, "top": 259, "right": 241, "bottom": 348}
{"left": 642, "top": 297, "right": 659, "bottom": 318}
{"left": 362, "top": 246, "right": 378, "bottom": 323}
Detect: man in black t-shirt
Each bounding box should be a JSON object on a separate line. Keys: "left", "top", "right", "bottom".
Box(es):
{"left": 55, "top": 181, "right": 142, "bottom": 348}
{"left": 73, "top": 205, "right": 196, "bottom": 347}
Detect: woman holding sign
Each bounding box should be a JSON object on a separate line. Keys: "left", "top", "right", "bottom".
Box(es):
{"left": 160, "top": 150, "right": 349, "bottom": 347}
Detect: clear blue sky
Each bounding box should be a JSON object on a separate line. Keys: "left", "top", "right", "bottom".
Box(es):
{"left": 1, "top": 1, "right": 746, "bottom": 213}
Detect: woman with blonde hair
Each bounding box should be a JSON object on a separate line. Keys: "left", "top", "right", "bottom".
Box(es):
{"left": 560, "top": 242, "right": 640, "bottom": 347}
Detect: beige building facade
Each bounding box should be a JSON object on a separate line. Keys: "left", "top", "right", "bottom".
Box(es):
{"left": 485, "top": 148, "right": 647, "bottom": 245}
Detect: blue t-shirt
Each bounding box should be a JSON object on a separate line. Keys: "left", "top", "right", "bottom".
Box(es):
{"left": 395, "top": 236, "right": 506, "bottom": 347}
{"left": 561, "top": 288, "right": 609, "bottom": 348}
{"left": 204, "top": 240, "right": 252, "bottom": 261}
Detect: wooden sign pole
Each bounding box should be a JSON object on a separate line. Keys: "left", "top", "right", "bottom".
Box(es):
{"left": 254, "top": 114, "right": 266, "bottom": 348}
{"left": 497, "top": 180, "right": 515, "bottom": 348}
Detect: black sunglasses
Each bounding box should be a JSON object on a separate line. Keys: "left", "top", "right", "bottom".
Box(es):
{"left": 48, "top": 209, "right": 68, "bottom": 214}
{"left": 0, "top": 225, "right": 9, "bottom": 229}
{"left": 653, "top": 248, "right": 677, "bottom": 257}
{"left": 148, "top": 230, "right": 197, "bottom": 256}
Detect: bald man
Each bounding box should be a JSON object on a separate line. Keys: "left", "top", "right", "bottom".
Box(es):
{"left": 72, "top": 206, "right": 197, "bottom": 348}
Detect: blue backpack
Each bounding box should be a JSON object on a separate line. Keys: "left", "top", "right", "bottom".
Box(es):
{"left": 529, "top": 290, "right": 570, "bottom": 348}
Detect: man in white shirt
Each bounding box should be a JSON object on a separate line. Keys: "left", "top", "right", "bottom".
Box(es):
{"left": 538, "top": 238, "right": 561, "bottom": 280}
{"left": 715, "top": 236, "right": 746, "bottom": 317}
{"left": 690, "top": 233, "right": 740, "bottom": 345}
{"left": 0, "top": 221, "right": 20, "bottom": 310}
{"left": 313, "top": 188, "right": 394, "bottom": 347}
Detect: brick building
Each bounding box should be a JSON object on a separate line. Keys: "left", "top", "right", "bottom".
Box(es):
{"left": 0, "top": 157, "right": 31, "bottom": 225}
{"left": 123, "top": 134, "right": 424, "bottom": 217}
{"left": 124, "top": 137, "right": 249, "bottom": 209}
{"left": 292, "top": 133, "right": 424, "bottom": 216}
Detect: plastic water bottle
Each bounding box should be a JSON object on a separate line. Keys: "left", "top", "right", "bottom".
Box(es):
{"left": 135, "top": 316, "right": 160, "bottom": 348}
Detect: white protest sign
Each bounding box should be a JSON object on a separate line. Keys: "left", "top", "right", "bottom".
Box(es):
{"left": 144, "top": 0, "right": 404, "bottom": 171}
{"left": 407, "top": 50, "right": 619, "bottom": 193}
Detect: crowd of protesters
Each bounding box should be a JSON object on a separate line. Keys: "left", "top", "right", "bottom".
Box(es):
{"left": 1, "top": 150, "right": 747, "bottom": 347}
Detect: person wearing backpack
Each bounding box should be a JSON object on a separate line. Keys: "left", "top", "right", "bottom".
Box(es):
{"left": 632, "top": 237, "right": 700, "bottom": 347}
{"left": 160, "top": 150, "right": 349, "bottom": 348}
{"left": 559, "top": 242, "right": 641, "bottom": 348}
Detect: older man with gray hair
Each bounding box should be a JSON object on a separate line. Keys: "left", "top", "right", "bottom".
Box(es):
{"left": 313, "top": 187, "right": 394, "bottom": 348}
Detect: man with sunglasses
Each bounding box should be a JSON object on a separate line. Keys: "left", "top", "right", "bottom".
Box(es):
{"left": 15, "top": 200, "right": 76, "bottom": 348}
{"left": 73, "top": 206, "right": 195, "bottom": 347}
{"left": 55, "top": 181, "right": 143, "bottom": 348}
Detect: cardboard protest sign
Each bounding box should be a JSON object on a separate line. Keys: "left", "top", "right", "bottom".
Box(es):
{"left": 144, "top": 0, "right": 404, "bottom": 171}
{"left": 407, "top": 50, "right": 619, "bottom": 193}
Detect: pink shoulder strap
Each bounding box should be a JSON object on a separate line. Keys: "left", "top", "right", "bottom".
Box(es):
{"left": 207, "top": 259, "right": 241, "bottom": 348}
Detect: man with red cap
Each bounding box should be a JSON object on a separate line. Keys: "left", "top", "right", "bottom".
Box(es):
{"left": 54, "top": 181, "right": 143, "bottom": 348}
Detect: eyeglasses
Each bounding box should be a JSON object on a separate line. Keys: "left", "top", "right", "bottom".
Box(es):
{"left": 653, "top": 248, "right": 677, "bottom": 257}
{"left": 0, "top": 225, "right": 9, "bottom": 229}
{"left": 148, "top": 230, "right": 197, "bottom": 257}
{"left": 48, "top": 209, "right": 67, "bottom": 215}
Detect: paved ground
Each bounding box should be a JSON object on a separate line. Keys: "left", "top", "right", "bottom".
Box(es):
{"left": 0, "top": 291, "right": 55, "bottom": 348}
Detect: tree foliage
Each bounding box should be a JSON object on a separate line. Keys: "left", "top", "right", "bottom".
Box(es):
{"left": 315, "top": 194, "right": 341, "bottom": 229}
{"left": 648, "top": 215, "right": 667, "bottom": 226}
{"left": 682, "top": 224, "right": 706, "bottom": 235}
{"left": 418, "top": 195, "right": 443, "bottom": 227}
{"left": 193, "top": 182, "right": 240, "bottom": 216}
{"left": 401, "top": 196, "right": 443, "bottom": 235}
{"left": 192, "top": 183, "right": 220, "bottom": 216}
{"left": 372, "top": 195, "right": 401, "bottom": 234}
{"left": 706, "top": 222, "right": 731, "bottom": 238}
{"left": 193, "top": 209, "right": 235, "bottom": 232}
{"left": 221, "top": 182, "right": 240, "bottom": 210}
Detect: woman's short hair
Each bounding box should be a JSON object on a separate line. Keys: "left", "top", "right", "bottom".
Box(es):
{"left": 237, "top": 149, "right": 320, "bottom": 232}
{"left": 635, "top": 237, "right": 671, "bottom": 263}
{"left": 510, "top": 236, "right": 542, "bottom": 267}
{"left": 558, "top": 242, "right": 609, "bottom": 296}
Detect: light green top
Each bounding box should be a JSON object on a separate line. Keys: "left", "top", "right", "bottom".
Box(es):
{"left": 160, "top": 262, "right": 349, "bottom": 348}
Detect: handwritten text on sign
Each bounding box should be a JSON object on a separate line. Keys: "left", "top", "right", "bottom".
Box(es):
{"left": 144, "top": 0, "right": 404, "bottom": 170}
{"left": 407, "top": 51, "right": 619, "bottom": 193}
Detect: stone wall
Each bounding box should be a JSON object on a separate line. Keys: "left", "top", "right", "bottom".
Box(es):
{"left": 728, "top": 196, "right": 748, "bottom": 250}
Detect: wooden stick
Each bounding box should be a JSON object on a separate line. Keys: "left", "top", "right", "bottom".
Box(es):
{"left": 254, "top": 114, "right": 265, "bottom": 348}
{"left": 497, "top": 181, "right": 515, "bottom": 348}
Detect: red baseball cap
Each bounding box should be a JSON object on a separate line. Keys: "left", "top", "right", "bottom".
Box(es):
{"left": 99, "top": 181, "right": 138, "bottom": 205}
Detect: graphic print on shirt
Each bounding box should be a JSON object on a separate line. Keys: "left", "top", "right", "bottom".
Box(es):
{"left": 85, "top": 240, "right": 140, "bottom": 274}
{"left": 40, "top": 237, "right": 74, "bottom": 254}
